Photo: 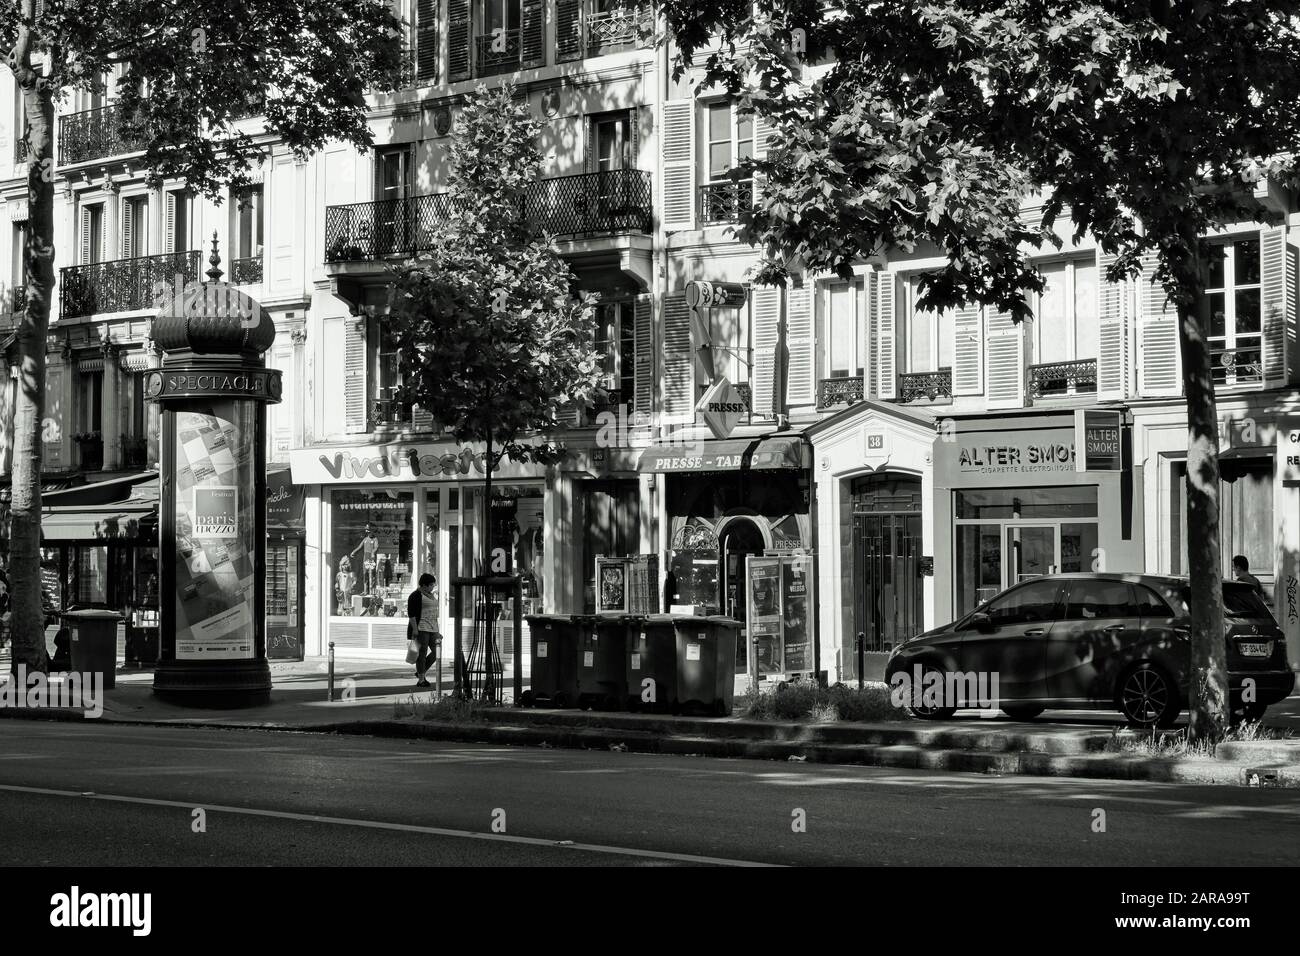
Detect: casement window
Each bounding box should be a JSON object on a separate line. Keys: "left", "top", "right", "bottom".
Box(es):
{"left": 593, "top": 300, "right": 636, "bottom": 404}
{"left": 458, "top": 0, "right": 542, "bottom": 77}
{"left": 1030, "top": 258, "right": 1099, "bottom": 366}
{"left": 903, "top": 278, "right": 956, "bottom": 375}
{"left": 590, "top": 112, "right": 631, "bottom": 172}
{"left": 12, "top": 85, "right": 27, "bottom": 163}
{"left": 699, "top": 101, "right": 753, "bottom": 224}
{"left": 121, "top": 195, "right": 148, "bottom": 259}
{"left": 230, "top": 186, "right": 264, "bottom": 260}
{"left": 11, "top": 222, "right": 27, "bottom": 310}
{"left": 823, "top": 280, "right": 865, "bottom": 378}
{"left": 78, "top": 369, "right": 103, "bottom": 434}
{"left": 164, "top": 189, "right": 191, "bottom": 254}
{"left": 1200, "top": 236, "right": 1263, "bottom": 386}
{"left": 373, "top": 146, "right": 414, "bottom": 257}
{"left": 557, "top": 0, "right": 650, "bottom": 60}
{"left": 80, "top": 203, "right": 104, "bottom": 264}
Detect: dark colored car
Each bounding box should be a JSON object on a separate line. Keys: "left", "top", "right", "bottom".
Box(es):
{"left": 884, "top": 573, "right": 1296, "bottom": 726}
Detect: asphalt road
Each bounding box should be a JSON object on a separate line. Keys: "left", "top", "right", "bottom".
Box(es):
{"left": 0, "top": 721, "right": 1298, "bottom": 867}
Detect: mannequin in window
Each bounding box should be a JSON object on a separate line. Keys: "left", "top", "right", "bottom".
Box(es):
{"left": 336, "top": 557, "right": 356, "bottom": 615}
{"left": 351, "top": 523, "right": 380, "bottom": 594}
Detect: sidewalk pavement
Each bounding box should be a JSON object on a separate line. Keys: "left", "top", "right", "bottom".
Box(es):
{"left": 3, "top": 656, "right": 1299, "bottom": 788}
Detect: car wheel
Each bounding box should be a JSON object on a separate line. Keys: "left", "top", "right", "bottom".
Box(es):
{"left": 905, "top": 664, "right": 958, "bottom": 720}
{"left": 1118, "top": 663, "right": 1180, "bottom": 728}
{"left": 1001, "top": 704, "right": 1045, "bottom": 721}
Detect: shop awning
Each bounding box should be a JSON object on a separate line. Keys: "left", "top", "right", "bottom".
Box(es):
{"left": 636, "top": 436, "right": 808, "bottom": 473}
{"left": 40, "top": 507, "right": 155, "bottom": 541}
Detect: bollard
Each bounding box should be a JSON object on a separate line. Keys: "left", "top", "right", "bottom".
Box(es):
{"left": 856, "top": 632, "right": 865, "bottom": 690}
{"left": 435, "top": 638, "right": 442, "bottom": 698}
{"left": 327, "top": 641, "right": 335, "bottom": 702}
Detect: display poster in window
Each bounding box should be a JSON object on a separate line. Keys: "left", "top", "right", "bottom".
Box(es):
{"left": 173, "top": 404, "right": 257, "bottom": 661}
{"left": 746, "top": 556, "right": 783, "bottom": 677}
{"left": 596, "top": 558, "right": 627, "bottom": 613}
{"left": 782, "top": 556, "right": 812, "bottom": 672}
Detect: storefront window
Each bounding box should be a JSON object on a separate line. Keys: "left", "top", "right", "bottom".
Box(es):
{"left": 329, "top": 488, "right": 415, "bottom": 618}
{"left": 953, "top": 485, "right": 1099, "bottom": 616}
{"left": 464, "top": 484, "right": 545, "bottom": 606}
{"left": 75, "top": 545, "right": 108, "bottom": 604}
{"left": 1171, "top": 457, "right": 1273, "bottom": 586}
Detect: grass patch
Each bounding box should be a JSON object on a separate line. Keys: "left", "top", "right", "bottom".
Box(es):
{"left": 741, "top": 681, "right": 906, "bottom": 723}
{"left": 393, "top": 693, "right": 494, "bottom": 722}
{"left": 1104, "top": 719, "right": 1293, "bottom": 759}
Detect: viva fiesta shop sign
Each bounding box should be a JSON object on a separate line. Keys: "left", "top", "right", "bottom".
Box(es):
{"left": 290, "top": 442, "right": 557, "bottom": 484}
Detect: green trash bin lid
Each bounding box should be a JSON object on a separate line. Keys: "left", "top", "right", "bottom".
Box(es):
{"left": 62, "top": 610, "right": 124, "bottom": 620}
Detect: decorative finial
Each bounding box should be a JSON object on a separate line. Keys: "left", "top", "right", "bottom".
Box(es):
{"left": 206, "top": 230, "right": 223, "bottom": 282}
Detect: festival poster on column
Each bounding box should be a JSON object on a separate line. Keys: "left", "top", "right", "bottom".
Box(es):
{"left": 174, "top": 404, "right": 257, "bottom": 660}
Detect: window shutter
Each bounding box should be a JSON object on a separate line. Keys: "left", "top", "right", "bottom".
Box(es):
{"left": 80, "top": 206, "right": 92, "bottom": 264}
{"left": 873, "top": 271, "right": 897, "bottom": 400}
{"left": 521, "top": 0, "right": 544, "bottom": 67}
{"left": 750, "top": 285, "right": 780, "bottom": 419}
{"left": 121, "top": 199, "right": 134, "bottom": 259}
{"left": 785, "top": 283, "right": 814, "bottom": 407}
{"left": 952, "top": 301, "right": 983, "bottom": 395}
{"left": 583, "top": 115, "right": 595, "bottom": 174}
{"left": 1096, "top": 247, "right": 1128, "bottom": 399}
{"left": 344, "top": 319, "right": 369, "bottom": 434}
{"left": 659, "top": 100, "right": 695, "bottom": 231}
{"left": 556, "top": 0, "right": 583, "bottom": 61}
{"left": 1261, "top": 225, "right": 1289, "bottom": 386}
{"left": 164, "top": 191, "right": 177, "bottom": 253}
{"left": 661, "top": 293, "right": 694, "bottom": 423}
{"left": 416, "top": 0, "right": 439, "bottom": 82}
{"left": 1137, "top": 251, "right": 1181, "bottom": 396}
{"left": 633, "top": 293, "right": 653, "bottom": 420}
{"left": 858, "top": 272, "right": 873, "bottom": 396}
{"left": 447, "top": 0, "right": 471, "bottom": 81}
{"left": 985, "top": 308, "right": 1024, "bottom": 408}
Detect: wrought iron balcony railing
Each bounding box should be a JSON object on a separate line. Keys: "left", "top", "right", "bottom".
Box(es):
{"left": 229, "top": 255, "right": 264, "bottom": 286}
{"left": 699, "top": 178, "right": 754, "bottom": 224}
{"left": 58, "top": 104, "right": 145, "bottom": 166}
{"left": 324, "top": 169, "right": 653, "bottom": 263}
{"left": 370, "top": 397, "right": 412, "bottom": 429}
{"left": 818, "top": 375, "right": 865, "bottom": 409}
{"left": 475, "top": 29, "right": 523, "bottom": 76}
{"left": 14, "top": 133, "right": 27, "bottom": 164}
{"left": 10, "top": 284, "right": 26, "bottom": 314}
{"left": 1026, "top": 358, "right": 1097, "bottom": 399}
{"left": 898, "top": 368, "right": 953, "bottom": 403}
{"left": 121, "top": 435, "right": 148, "bottom": 470}
{"left": 60, "top": 250, "right": 201, "bottom": 320}
{"left": 524, "top": 170, "right": 653, "bottom": 236}
{"left": 586, "top": 6, "right": 653, "bottom": 54}
{"left": 1211, "top": 343, "right": 1265, "bottom": 387}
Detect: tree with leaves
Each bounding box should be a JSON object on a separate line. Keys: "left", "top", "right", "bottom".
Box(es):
{"left": 1, "top": 0, "right": 404, "bottom": 673}
{"left": 660, "top": 0, "right": 1300, "bottom": 740}
{"left": 386, "top": 84, "right": 602, "bottom": 576}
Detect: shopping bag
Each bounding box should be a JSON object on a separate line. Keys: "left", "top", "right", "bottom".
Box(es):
{"left": 405, "top": 639, "right": 421, "bottom": 665}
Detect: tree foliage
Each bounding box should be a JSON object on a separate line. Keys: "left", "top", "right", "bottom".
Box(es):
{"left": 385, "top": 85, "right": 602, "bottom": 566}
{"left": 2, "top": 0, "right": 404, "bottom": 671}
{"left": 660, "top": 0, "right": 1300, "bottom": 739}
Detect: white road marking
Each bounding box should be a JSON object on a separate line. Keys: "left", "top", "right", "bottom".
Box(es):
{"left": 0, "top": 783, "right": 776, "bottom": 867}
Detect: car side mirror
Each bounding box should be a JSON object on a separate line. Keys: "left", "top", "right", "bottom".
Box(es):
{"left": 970, "top": 611, "right": 993, "bottom": 633}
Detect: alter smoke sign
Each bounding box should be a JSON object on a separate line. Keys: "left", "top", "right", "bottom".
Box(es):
{"left": 1076, "top": 409, "right": 1123, "bottom": 472}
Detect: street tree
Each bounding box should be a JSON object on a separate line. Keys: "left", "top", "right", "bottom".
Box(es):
{"left": 0, "top": 0, "right": 404, "bottom": 672}
{"left": 385, "top": 84, "right": 602, "bottom": 575}
{"left": 659, "top": 0, "right": 1300, "bottom": 741}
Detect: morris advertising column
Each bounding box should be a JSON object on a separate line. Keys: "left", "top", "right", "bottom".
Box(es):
{"left": 144, "top": 255, "right": 282, "bottom": 706}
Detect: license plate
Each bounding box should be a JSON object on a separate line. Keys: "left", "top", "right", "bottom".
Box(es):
{"left": 1238, "top": 641, "right": 1272, "bottom": 658}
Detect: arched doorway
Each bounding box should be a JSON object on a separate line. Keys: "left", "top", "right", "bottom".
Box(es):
{"left": 718, "top": 516, "right": 766, "bottom": 675}
{"left": 851, "top": 472, "right": 924, "bottom": 653}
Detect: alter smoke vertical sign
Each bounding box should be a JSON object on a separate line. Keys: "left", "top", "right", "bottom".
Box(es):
{"left": 1076, "top": 409, "right": 1123, "bottom": 472}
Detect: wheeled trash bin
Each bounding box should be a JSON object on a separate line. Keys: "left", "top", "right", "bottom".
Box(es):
{"left": 625, "top": 614, "right": 676, "bottom": 712}
{"left": 576, "top": 614, "right": 629, "bottom": 710}
{"left": 64, "top": 609, "right": 122, "bottom": 690}
{"left": 675, "top": 615, "right": 741, "bottom": 716}
{"left": 522, "top": 614, "right": 580, "bottom": 708}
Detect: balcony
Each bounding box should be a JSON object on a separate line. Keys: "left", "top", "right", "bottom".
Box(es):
{"left": 121, "top": 435, "right": 148, "bottom": 470}
{"left": 370, "top": 397, "right": 413, "bottom": 430}
{"left": 898, "top": 368, "right": 953, "bottom": 404}
{"left": 475, "top": 29, "right": 523, "bottom": 77}
{"left": 699, "top": 179, "right": 754, "bottom": 225}
{"left": 229, "top": 255, "right": 264, "bottom": 286}
{"left": 818, "top": 375, "right": 864, "bottom": 409}
{"left": 75, "top": 434, "right": 103, "bottom": 472}
{"left": 9, "top": 284, "right": 26, "bottom": 315}
{"left": 1211, "top": 344, "right": 1264, "bottom": 388}
{"left": 14, "top": 133, "right": 26, "bottom": 164}
{"left": 586, "top": 5, "right": 653, "bottom": 54}
{"left": 60, "top": 250, "right": 201, "bottom": 320}
{"left": 324, "top": 170, "right": 653, "bottom": 263}
{"left": 1026, "top": 359, "right": 1097, "bottom": 400}
{"left": 58, "top": 104, "right": 144, "bottom": 166}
